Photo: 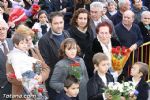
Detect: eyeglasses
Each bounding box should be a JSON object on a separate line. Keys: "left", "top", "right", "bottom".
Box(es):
{"left": 0, "top": 27, "right": 7, "bottom": 31}
{"left": 143, "top": 17, "right": 150, "bottom": 20}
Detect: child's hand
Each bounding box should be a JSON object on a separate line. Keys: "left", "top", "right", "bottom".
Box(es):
{"left": 34, "top": 75, "right": 42, "bottom": 83}
{"left": 105, "top": 93, "right": 112, "bottom": 100}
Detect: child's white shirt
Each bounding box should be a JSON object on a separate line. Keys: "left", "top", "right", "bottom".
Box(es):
{"left": 7, "top": 47, "right": 38, "bottom": 79}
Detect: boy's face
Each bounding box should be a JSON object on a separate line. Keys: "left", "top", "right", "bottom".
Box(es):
{"left": 95, "top": 60, "right": 109, "bottom": 74}
{"left": 15, "top": 39, "right": 28, "bottom": 52}
{"left": 131, "top": 64, "right": 142, "bottom": 77}
{"left": 64, "top": 83, "right": 79, "bottom": 97}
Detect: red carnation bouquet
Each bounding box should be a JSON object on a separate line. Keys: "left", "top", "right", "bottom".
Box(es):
{"left": 112, "top": 46, "right": 131, "bottom": 71}
{"left": 69, "top": 62, "right": 81, "bottom": 80}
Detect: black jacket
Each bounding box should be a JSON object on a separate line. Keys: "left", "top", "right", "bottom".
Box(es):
{"left": 55, "top": 90, "right": 78, "bottom": 100}
{"left": 125, "top": 77, "right": 149, "bottom": 100}
{"left": 38, "top": 29, "right": 70, "bottom": 70}
{"left": 138, "top": 22, "right": 150, "bottom": 43}
{"left": 87, "top": 72, "right": 114, "bottom": 100}
{"left": 92, "top": 37, "right": 121, "bottom": 55}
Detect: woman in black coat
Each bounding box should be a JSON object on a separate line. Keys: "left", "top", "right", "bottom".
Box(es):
{"left": 92, "top": 21, "right": 121, "bottom": 81}
{"left": 68, "top": 8, "right": 94, "bottom": 78}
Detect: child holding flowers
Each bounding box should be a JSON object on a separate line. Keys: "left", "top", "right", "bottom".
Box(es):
{"left": 49, "top": 38, "right": 89, "bottom": 100}
{"left": 124, "top": 62, "right": 149, "bottom": 100}
{"left": 87, "top": 53, "right": 114, "bottom": 100}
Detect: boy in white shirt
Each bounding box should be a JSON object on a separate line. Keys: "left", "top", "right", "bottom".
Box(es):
{"left": 7, "top": 33, "right": 40, "bottom": 92}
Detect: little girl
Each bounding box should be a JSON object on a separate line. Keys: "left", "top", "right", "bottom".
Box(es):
{"left": 32, "top": 10, "right": 50, "bottom": 39}
{"left": 49, "top": 38, "right": 89, "bottom": 100}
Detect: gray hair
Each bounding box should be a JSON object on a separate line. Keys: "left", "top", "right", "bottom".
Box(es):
{"left": 107, "top": 0, "right": 117, "bottom": 7}
{"left": 90, "top": 2, "right": 104, "bottom": 11}
{"left": 118, "top": 0, "right": 130, "bottom": 8}
{"left": 141, "top": 11, "right": 150, "bottom": 18}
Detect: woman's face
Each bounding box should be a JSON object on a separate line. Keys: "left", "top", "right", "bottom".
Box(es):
{"left": 76, "top": 13, "right": 88, "bottom": 29}
{"left": 39, "top": 13, "right": 47, "bottom": 24}
{"left": 97, "top": 26, "right": 111, "bottom": 45}
{"left": 107, "top": 3, "right": 116, "bottom": 12}
{"left": 141, "top": 14, "right": 150, "bottom": 25}
{"left": 3, "top": 0, "right": 8, "bottom": 8}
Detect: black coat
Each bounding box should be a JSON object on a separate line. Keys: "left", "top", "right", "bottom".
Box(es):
{"left": 92, "top": 37, "right": 121, "bottom": 55}
{"left": 55, "top": 90, "right": 78, "bottom": 100}
{"left": 138, "top": 22, "right": 150, "bottom": 43}
{"left": 68, "top": 26, "right": 94, "bottom": 77}
{"left": 125, "top": 77, "right": 149, "bottom": 100}
{"left": 87, "top": 72, "right": 114, "bottom": 100}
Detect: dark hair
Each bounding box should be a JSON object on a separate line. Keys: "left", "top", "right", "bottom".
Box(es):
{"left": 92, "top": 53, "right": 109, "bottom": 66}
{"left": 96, "top": 21, "right": 113, "bottom": 34}
{"left": 12, "top": 33, "right": 27, "bottom": 45}
{"left": 38, "top": 10, "right": 48, "bottom": 20}
{"left": 59, "top": 38, "right": 80, "bottom": 59}
{"left": 48, "top": 11, "right": 64, "bottom": 23}
{"left": 71, "top": 8, "right": 90, "bottom": 28}
{"left": 134, "top": 62, "right": 148, "bottom": 77}
{"left": 64, "top": 75, "right": 79, "bottom": 89}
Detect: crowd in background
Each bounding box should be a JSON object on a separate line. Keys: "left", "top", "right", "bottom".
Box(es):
{"left": 0, "top": 0, "right": 150, "bottom": 100}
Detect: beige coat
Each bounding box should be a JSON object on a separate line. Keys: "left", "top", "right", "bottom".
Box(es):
{"left": 6, "top": 48, "right": 50, "bottom": 100}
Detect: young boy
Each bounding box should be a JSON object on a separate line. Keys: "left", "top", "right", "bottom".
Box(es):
{"left": 55, "top": 75, "right": 79, "bottom": 100}
{"left": 7, "top": 33, "right": 39, "bottom": 91}
{"left": 126, "top": 62, "right": 149, "bottom": 100}
{"left": 87, "top": 53, "right": 114, "bottom": 100}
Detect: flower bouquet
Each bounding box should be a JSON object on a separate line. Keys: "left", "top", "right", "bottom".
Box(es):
{"left": 105, "top": 82, "right": 138, "bottom": 100}
{"left": 105, "top": 82, "right": 123, "bottom": 100}
{"left": 68, "top": 62, "right": 81, "bottom": 81}
{"left": 112, "top": 46, "right": 131, "bottom": 71}
{"left": 121, "top": 82, "right": 139, "bottom": 100}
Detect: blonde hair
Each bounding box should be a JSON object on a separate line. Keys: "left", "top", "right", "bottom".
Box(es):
{"left": 15, "top": 24, "right": 35, "bottom": 37}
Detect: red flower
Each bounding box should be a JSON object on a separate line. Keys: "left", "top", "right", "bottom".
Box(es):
{"left": 38, "top": 88, "right": 43, "bottom": 93}
{"left": 70, "top": 62, "right": 80, "bottom": 67}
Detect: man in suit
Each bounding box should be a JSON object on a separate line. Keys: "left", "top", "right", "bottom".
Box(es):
{"left": 0, "top": 20, "right": 13, "bottom": 100}
{"left": 89, "top": 1, "right": 117, "bottom": 39}
{"left": 38, "top": 11, "right": 70, "bottom": 100}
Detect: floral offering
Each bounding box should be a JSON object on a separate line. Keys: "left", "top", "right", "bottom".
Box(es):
{"left": 68, "top": 62, "right": 82, "bottom": 81}
{"left": 112, "top": 46, "right": 131, "bottom": 71}
{"left": 105, "top": 82, "right": 138, "bottom": 100}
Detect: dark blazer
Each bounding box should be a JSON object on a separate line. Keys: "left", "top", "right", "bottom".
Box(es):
{"left": 126, "top": 77, "right": 149, "bottom": 100}
{"left": 38, "top": 29, "right": 70, "bottom": 70}
{"left": 0, "top": 38, "right": 13, "bottom": 99}
{"left": 92, "top": 37, "right": 121, "bottom": 55}
{"left": 87, "top": 72, "right": 114, "bottom": 100}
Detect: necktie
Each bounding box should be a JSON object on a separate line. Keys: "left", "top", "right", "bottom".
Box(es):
{"left": 2, "top": 42, "right": 8, "bottom": 55}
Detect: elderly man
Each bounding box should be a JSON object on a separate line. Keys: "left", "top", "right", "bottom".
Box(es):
{"left": 38, "top": 11, "right": 70, "bottom": 100}
{"left": 115, "top": 10, "right": 143, "bottom": 81}
{"left": 111, "top": 0, "right": 130, "bottom": 26}
{"left": 0, "top": 20, "right": 13, "bottom": 100}
{"left": 89, "top": 1, "right": 117, "bottom": 39}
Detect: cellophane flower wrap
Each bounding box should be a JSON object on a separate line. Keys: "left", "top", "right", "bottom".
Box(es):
{"left": 68, "top": 61, "right": 81, "bottom": 80}
{"left": 105, "top": 82, "right": 138, "bottom": 100}
{"left": 112, "top": 46, "right": 131, "bottom": 71}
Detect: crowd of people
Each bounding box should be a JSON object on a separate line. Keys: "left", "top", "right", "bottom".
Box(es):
{"left": 0, "top": 0, "right": 150, "bottom": 100}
